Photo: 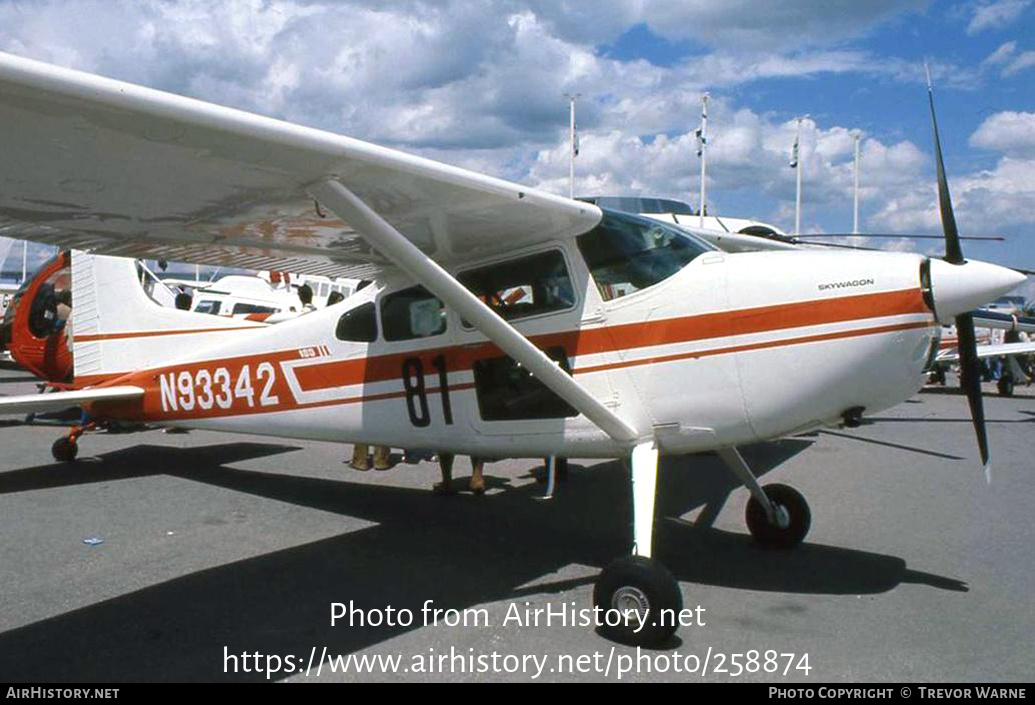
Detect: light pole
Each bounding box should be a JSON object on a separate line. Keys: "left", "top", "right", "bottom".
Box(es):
{"left": 792, "top": 116, "right": 808, "bottom": 236}
{"left": 852, "top": 131, "right": 861, "bottom": 234}
{"left": 563, "top": 93, "right": 581, "bottom": 199}
{"left": 697, "top": 93, "right": 708, "bottom": 228}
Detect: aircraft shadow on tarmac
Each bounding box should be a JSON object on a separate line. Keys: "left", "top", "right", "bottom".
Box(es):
{"left": 0, "top": 440, "right": 966, "bottom": 682}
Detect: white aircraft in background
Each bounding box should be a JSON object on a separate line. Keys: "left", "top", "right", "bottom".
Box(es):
{"left": 182, "top": 272, "right": 359, "bottom": 320}
{"left": 578, "top": 195, "right": 796, "bottom": 254}
{"left": 0, "top": 52, "right": 1026, "bottom": 646}
{"left": 930, "top": 310, "right": 1035, "bottom": 396}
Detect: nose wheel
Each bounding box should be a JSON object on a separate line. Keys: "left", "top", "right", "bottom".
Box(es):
{"left": 718, "top": 448, "right": 811, "bottom": 549}
{"left": 745, "top": 483, "right": 811, "bottom": 549}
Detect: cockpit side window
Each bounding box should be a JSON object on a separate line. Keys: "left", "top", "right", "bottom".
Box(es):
{"left": 576, "top": 210, "right": 711, "bottom": 301}
{"left": 381, "top": 286, "right": 447, "bottom": 341}
{"left": 335, "top": 302, "right": 378, "bottom": 342}
{"left": 458, "top": 250, "right": 575, "bottom": 326}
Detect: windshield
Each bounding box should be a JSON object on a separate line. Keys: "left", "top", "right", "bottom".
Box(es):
{"left": 576, "top": 209, "right": 713, "bottom": 301}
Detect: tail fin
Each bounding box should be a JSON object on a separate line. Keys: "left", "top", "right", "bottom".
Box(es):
{"left": 71, "top": 252, "right": 265, "bottom": 383}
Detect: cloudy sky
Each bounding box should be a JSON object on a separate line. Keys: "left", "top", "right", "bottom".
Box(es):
{"left": 0, "top": 0, "right": 1032, "bottom": 296}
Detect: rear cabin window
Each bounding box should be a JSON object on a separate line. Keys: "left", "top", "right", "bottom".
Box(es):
{"left": 576, "top": 210, "right": 711, "bottom": 301}
{"left": 381, "top": 286, "right": 447, "bottom": 341}
{"left": 194, "top": 299, "right": 222, "bottom": 315}
{"left": 232, "top": 303, "right": 277, "bottom": 315}
{"left": 336, "top": 302, "right": 378, "bottom": 342}
{"left": 458, "top": 250, "right": 575, "bottom": 325}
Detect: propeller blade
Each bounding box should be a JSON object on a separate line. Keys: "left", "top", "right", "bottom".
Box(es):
{"left": 927, "top": 66, "right": 991, "bottom": 477}
{"left": 955, "top": 312, "right": 991, "bottom": 482}
{"left": 926, "top": 65, "right": 965, "bottom": 265}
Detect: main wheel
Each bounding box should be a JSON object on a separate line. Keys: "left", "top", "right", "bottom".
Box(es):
{"left": 997, "top": 374, "right": 1014, "bottom": 397}
{"left": 51, "top": 436, "right": 78, "bottom": 463}
{"left": 593, "top": 556, "right": 681, "bottom": 647}
{"left": 745, "top": 484, "right": 810, "bottom": 549}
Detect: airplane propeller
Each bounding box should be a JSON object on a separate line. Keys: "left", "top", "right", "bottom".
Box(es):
{"left": 925, "top": 68, "right": 990, "bottom": 482}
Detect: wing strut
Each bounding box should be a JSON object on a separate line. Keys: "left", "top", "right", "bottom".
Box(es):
{"left": 307, "top": 179, "right": 641, "bottom": 445}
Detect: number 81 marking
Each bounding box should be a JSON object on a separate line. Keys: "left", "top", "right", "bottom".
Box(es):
{"left": 402, "top": 354, "right": 452, "bottom": 427}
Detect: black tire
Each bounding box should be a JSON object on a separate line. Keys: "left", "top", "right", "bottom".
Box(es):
{"left": 593, "top": 556, "right": 682, "bottom": 647}
{"left": 51, "top": 436, "right": 78, "bottom": 463}
{"left": 745, "top": 484, "right": 810, "bottom": 549}
{"left": 997, "top": 375, "right": 1014, "bottom": 397}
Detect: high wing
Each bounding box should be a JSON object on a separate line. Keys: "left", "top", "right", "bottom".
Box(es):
{"left": 0, "top": 386, "right": 144, "bottom": 415}
{"left": 0, "top": 52, "right": 639, "bottom": 444}
{"left": 936, "top": 341, "right": 1035, "bottom": 363}
{"left": 0, "top": 52, "right": 600, "bottom": 279}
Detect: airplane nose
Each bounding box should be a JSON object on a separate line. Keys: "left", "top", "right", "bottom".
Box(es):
{"left": 927, "top": 258, "right": 1027, "bottom": 323}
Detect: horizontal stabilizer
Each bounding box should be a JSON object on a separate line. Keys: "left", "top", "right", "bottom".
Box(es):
{"left": 0, "top": 386, "right": 144, "bottom": 415}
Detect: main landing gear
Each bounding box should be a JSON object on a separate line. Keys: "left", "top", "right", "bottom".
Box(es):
{"left": 593, "top": 444, "right": 811, "bottom": 647}
{"left": 50, "top": 421, "right": 95, "bottom": 463}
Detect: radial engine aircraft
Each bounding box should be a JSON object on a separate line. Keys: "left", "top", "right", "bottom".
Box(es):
{"left": 0, "top": 52, "right": 1026, "bottom": 646}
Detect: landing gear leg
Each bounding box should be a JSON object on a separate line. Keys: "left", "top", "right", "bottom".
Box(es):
{"left": 51, "top": 420, "right": 95, "bottom": 463}
{"left": 535, "top": 456, "right": 557, "bottom": 500}
{"left": 594, "top": 442, "right": 681, "bottom": 646}
{"left": 717, "top": 447, "right": 810, "bottom": 549}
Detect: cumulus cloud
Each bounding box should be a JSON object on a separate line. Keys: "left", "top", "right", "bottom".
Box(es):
{"left": 524, "top": 105, "right": 928, "bottom": 233}
{"left": 871, "top": 153, "right": 1035, "bottom": 237}
{"left": 528, "top": 0, "right": 927, "bottom": 49}
{"left": 866, "top": 110, "right": 1035, "bottom": 254}
{"left": 970, "top": 111, "right": 1035, "bottom": 155}
{"left": 0, "top": 0, "right": 1027, "bottom": 249}
{"left": 966, "top": 0, "right": 1031, "bottom": 34}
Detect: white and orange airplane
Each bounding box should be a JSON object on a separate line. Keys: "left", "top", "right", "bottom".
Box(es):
{"left": 0, "top": 52, "right": 1026, "bottom": 646}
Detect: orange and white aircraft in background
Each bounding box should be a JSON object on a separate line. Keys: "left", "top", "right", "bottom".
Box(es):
{"left": 0, "top": 52, "right": 1026, "bottom": 646}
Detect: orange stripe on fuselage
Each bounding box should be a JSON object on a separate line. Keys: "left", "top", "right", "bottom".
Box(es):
{"left": 290, "top": 287, "right": 929, "bottom": 393}
{"left": 75, "top": 325, "right": 266, "bottom": 343}
{"left": 81, "top": 288, "right": 931, "bottom": 411}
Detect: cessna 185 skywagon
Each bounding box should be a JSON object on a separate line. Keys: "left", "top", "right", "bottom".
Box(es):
{"left": 0, "top": 52, "right": 1026, "bottom": 646}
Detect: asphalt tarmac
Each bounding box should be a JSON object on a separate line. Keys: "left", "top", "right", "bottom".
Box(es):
{"left": 0, "top": 366, "right": 1031, "bottom": 682}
